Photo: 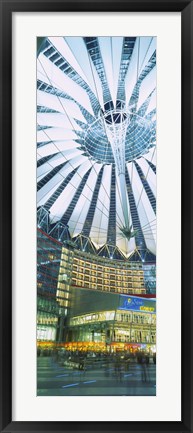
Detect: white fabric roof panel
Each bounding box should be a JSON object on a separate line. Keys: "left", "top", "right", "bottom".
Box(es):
{"left": 37, "top": 141, "right": 80, "bottom": 161}
{"left": 49, "top": 160, "right": 93, "bottom": 220}
{"left": 38, "top": 53, "right": 94, "bottom": 115}
{"left": 37, "top": 113, "right": 83, "bottom": 131}
{"left": 127, "top": 164, "right": 156, "bottom": 254}
{"left": 69, "top": 164, "right": 102, "bottom": 238}
{"left": 37, "top": 89, "right": 87, "bottom": 123}
{"left": 48, "top": 37, "right": 90, "bottom": 86}
{"left": 38, "top": 146, "right": 83, "bottom": 164}
{"left": 37, "top": 154, "right": 87, "bottom": 204}
{"left": 37, "top": 127, "right": 79, "bottom": 143}
{"left": 137, "top": 158, "right": 156, "bottom": 197}
{"left": 65, "top": 36, "right": 103, "bottom": 103}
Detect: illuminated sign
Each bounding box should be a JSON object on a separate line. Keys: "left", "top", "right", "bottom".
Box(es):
{"left": 140, "top": 306, "right": 155, "bottom": 312}
{"left": 119, "top": 295, "right": 156, "bottom": 313}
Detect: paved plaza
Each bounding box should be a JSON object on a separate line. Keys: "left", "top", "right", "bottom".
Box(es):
{"left": 37, "top": 356, "right": 156, "bottom": 396}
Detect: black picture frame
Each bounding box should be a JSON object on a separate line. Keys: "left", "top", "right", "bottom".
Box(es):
{"left": 0, "top": 0, "right": 192, "bottom": 432}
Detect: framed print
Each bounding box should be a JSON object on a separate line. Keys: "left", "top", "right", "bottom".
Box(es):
{"left": 0, "top": 0, "right": 192, "bottom": 432}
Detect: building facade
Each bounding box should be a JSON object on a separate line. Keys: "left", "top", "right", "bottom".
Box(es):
{"left": 37, "top": 230, "right": 156, "bottom": 353}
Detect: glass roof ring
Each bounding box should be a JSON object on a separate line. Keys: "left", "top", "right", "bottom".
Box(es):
{"left": 83, "top": 106, "right": 154, "bottom": 165}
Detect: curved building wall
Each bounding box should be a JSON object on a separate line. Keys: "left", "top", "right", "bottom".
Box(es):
{"left": 58, "top": 245, "right": 146, "bottom": 297}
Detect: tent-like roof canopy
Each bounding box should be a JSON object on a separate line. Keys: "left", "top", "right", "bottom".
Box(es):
{"left": 37, "top": 36, "right": 156, "bottom": 260}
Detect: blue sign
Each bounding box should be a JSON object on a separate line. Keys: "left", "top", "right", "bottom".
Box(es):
{"left": 119, "top": 295, "right": 156, "bottom": 313}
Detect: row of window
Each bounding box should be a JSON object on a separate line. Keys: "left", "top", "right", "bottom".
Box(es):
{"left": 69, "top": 311, "right": 156, "bottom": 326}
{"left": 114, "top": 334, "right": 156, "bottom": 343}
{"left": 73, "top": 258, "right": 143, "bottom": 271}
{"left": 67, "top": 332, "right": 156, "bottom": 344}
{"left": 72, "top": 265, "right": 143, "bottom": 275}
{"left": 72, "top": 279, "right": 145, "bottom": 293}
{"left": 72, "top": 270, "right": 143, "bottom": 278}
{"left": 72, "top": 273, "right": 144, "bottom": 283}
{"left": 116, "top": 313, "right": 156, "bottom": 325}
{"left": 37, "top": 312, "right": 58, "bottom": 326}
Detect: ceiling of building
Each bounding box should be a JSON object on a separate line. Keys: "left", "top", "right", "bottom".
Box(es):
{"left": 37, "top": 36, "right": 156, "bottom": 260}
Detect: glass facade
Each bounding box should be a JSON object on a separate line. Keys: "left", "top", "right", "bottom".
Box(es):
{"left": 37, "top": 230, "right": 63, "bottom": 345}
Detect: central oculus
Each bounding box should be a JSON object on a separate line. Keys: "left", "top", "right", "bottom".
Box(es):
{"left": 83, "top": 105, "right": 154, "bottom": 166}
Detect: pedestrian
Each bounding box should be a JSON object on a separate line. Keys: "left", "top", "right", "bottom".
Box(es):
{"left": 141, "top": 353, "right": 147, "bottom": 382}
